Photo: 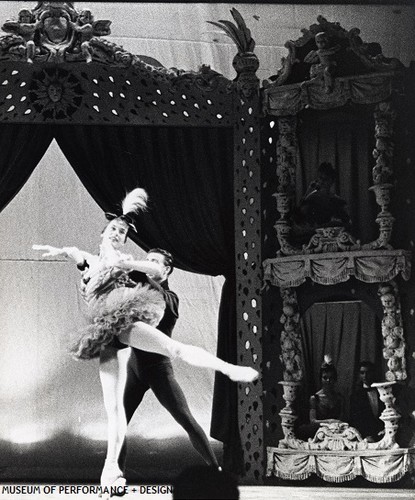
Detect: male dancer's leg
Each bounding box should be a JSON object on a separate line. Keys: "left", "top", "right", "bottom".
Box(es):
{"left": 147, "top": 363, "right": 219, "bottom": 468}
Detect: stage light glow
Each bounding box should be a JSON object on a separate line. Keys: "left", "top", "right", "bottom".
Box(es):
{"left": 3, "top": 424, "right": 54, "bottom": 444}
{"left": 78, "top": 422, "right": 107, "bottom": 441}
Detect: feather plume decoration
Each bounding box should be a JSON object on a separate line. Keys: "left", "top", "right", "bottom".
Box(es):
{"left": 207, "top": 8, "right": 255, "bottom": 53}
{"left": 121, "top": 188, "right": 148, "bottom": 216}
{"left": 323, "top": 354, "right": 333, "bottom": 366}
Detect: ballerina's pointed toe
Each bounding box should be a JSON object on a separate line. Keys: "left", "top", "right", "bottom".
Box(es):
{"left": 228, "top": 366, "right": 259, "bottom": 383}
{"left": 99, "top": 474, "right": 127, "bottom": 498}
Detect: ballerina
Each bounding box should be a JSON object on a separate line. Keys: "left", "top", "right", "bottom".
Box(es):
{"left": 33, "top": 188, "right": 258, "bottom": 491}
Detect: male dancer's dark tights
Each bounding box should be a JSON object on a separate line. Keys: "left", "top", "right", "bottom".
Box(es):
{"left": 119, "top": 362, "right": 219, "bottom": 470}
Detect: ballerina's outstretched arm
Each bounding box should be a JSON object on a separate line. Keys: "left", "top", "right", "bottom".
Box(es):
{"left": 32, "top": 244, "right": 92, "bottom": 266}
{"left": 119, "top": 322, "right": 258, "bottom": 383}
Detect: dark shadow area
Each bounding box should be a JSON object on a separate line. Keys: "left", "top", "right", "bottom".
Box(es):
{"left": 0, "top": 432, "right": 222, "bottom": 484}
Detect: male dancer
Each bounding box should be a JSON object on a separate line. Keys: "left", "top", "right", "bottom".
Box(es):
{"left": 120, "top": 248, "right": 219, "bottom": 470}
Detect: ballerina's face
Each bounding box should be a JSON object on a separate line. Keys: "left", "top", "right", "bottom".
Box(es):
{"left": 101, "top": 220, "right": 128, "bottom": 250}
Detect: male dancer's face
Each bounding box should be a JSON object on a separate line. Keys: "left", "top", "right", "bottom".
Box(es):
{"left": 146, "top": 252, "right": 170, "bottom": 283}
{"left": 359, "top": 365, "right": 374, "bottom": 387}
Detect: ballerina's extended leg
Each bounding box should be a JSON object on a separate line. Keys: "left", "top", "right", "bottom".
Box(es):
{"left": 118, "top": 322, "right": 258, "bottom": 382}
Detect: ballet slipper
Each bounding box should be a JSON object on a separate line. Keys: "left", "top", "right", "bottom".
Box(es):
{"left": 99, "top": 476, "right": 127, "bottom": 499}
{"left": 226, "top": 365, "right": 259, "bottom": 383}
{"left": 100, "top": 462, "right": 127, "bottom": 498}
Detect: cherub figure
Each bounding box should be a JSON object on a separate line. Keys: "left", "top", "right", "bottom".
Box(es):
{"left": 2, "top": 9, "right": 41, "bottom": 63}
{"left": 380, "top": 290, "right": 396, "bottom": 314}
{"left": 304, "top": 32, "right": 341, "bottom": 93}
{"left": 69, "top": 9, "right": 94, "bottom": 63}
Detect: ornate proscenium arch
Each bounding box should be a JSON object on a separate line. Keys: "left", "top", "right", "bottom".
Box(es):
{"left": 0, "top": 2, "right": 264, "bottom": 483}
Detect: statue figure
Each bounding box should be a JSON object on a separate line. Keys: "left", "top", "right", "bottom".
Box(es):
{"left": 304, "top": 32, "right": 341, "bottom": 93}
{"left": 34, "top": 5, "right": 74, "bottom": 62}
{"left": 2, "top": 8, "right": 41, "bottom": 63}
{"left": 67, "top": 9, "right": 111, "bottom": 63}
{"left": 68, "top": 9, "right": 94, "bottom": 63}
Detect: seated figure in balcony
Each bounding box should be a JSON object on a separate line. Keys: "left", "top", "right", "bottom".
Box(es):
{"left": 349, "top": 360, "right": 384, "bottom": 442}
{"left": 298, "top": 355, "right": 344, "bottom": 440}
{"left": 291, "top": 162, "right": 351, "bottom": 245}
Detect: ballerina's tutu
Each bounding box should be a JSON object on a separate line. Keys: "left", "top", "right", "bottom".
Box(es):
{"left": 71, "top": 284, "right": 165, "bottom": 360}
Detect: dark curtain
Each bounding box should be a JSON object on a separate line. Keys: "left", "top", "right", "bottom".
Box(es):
{"left": 0, "top": 124, "right": 54, "bottom": 213}
{"left": 54, "top": 124, "right": 239, "bottom": 450}
{"left": 54, "top": 125, "right": 234, "bottom": 274}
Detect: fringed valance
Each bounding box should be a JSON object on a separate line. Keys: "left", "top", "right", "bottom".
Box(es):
{"left": 267, "top": 447, "right": 415, "bottom": 483}
{"left": 263, "top": 249, "right": 411, "bottom": 288}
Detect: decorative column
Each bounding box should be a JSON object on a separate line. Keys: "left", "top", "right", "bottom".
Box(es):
{"left": 378, "top": 282, "right": 407, "bottom": 381}
{"left": 278, "top": 288, "right": 303, "bottom": 445}
{"left": 209, "top": 9, "right": 263, "bottom": 482}
{"left": 233, "top": 81, "right": 263, "bottom": 483}
{"left": 371, "top": 381, "right": 401, "bottom": 449}
{"left": 274, "top": 115, "right": 300, "bottom": 255}
{"left": 364, "top": 101, "right": 397, "bottom": 250}
{"left": 278, "top": 381, "right": 301, "bottom": 447}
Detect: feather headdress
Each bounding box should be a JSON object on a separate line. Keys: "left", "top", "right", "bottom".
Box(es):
{"left": 321, "top": 354, "right": 334, "bottom": 369}
{"left": 105, "top": 188, "right": 148, "bottom": 233}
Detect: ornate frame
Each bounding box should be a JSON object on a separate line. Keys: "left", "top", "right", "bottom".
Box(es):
{"left": 261, "top": 15, "right": 414, "bottom": 483}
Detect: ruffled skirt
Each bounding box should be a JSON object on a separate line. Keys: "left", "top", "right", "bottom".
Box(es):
{"left": 71, "top": 284, "right": 165, "bottom": 360}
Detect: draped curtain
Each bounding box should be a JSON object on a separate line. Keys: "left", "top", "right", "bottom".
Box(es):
{"left": 54, "top": 125, "right": 234, "bottom": 275}
{"left": 0, "top": 124, "right": 54, "bottom": 213}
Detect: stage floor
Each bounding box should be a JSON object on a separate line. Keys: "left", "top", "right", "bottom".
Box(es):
{"left": 0, "top": 485, "right": 414, "bottom": 500}
{"left": 1, "top": 436, "right": 414, "bottom": 499}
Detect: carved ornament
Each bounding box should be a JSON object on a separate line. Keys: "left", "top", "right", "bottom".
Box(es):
{"left": 1, "top": 2, "right": 111, "bottom": 64}
{"left": 28, "top": 66, "right": 83, "bottom": 119}
{"left": 378, "top": 283, "right": 407, "bottom": 381}
{"left": 207, "top": 8, "right": 259, "bottom": 98}
{"left": 302, "top": 226, "right": 360, "bottom": 254}
{"left": 279, "top": 288, "right": 303, "bottom": 382}
{"left": 263, "top": 15, "right": 404, "bottom": 91}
